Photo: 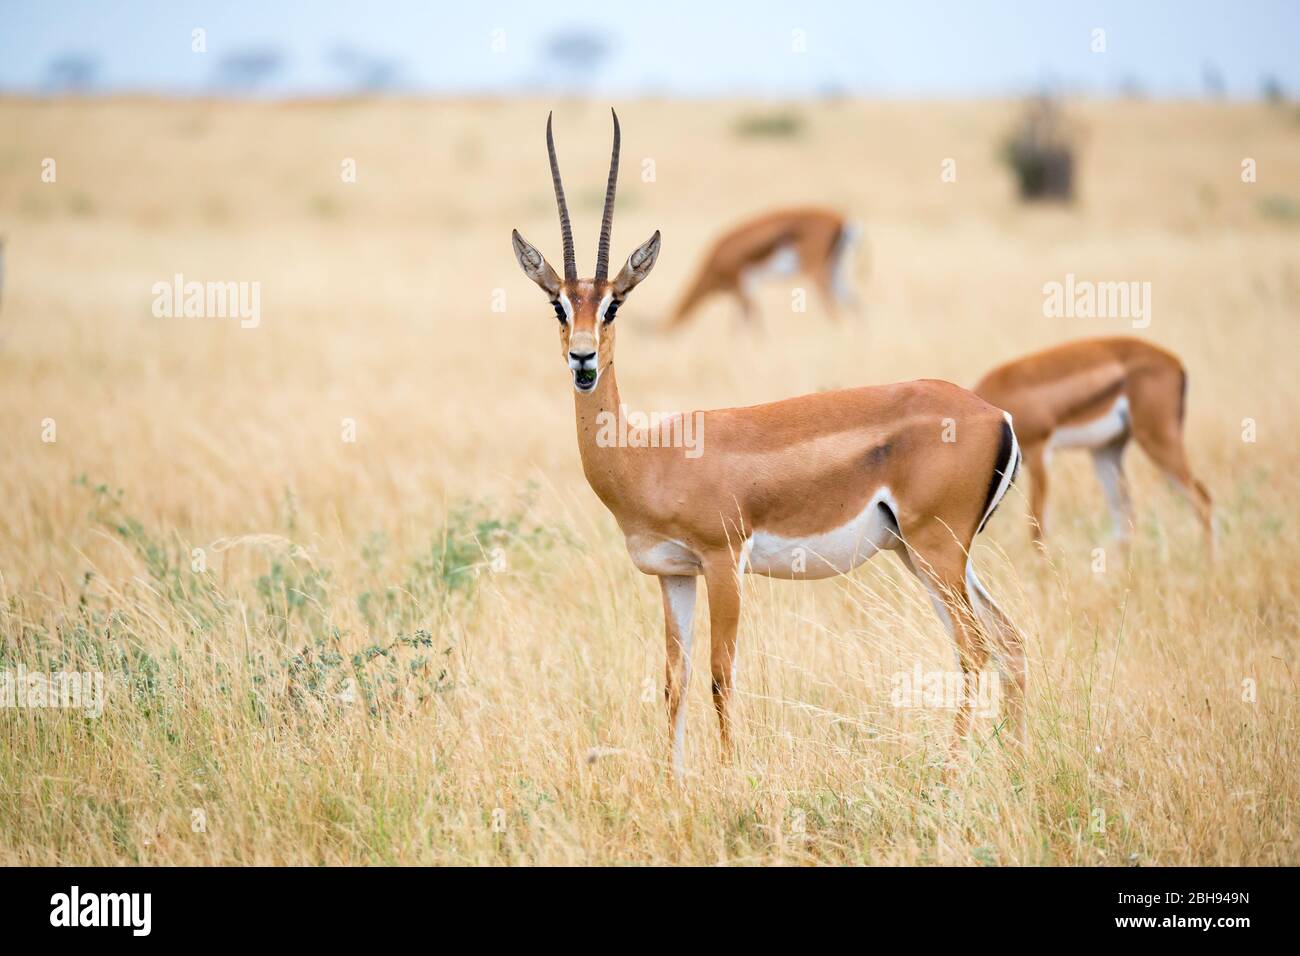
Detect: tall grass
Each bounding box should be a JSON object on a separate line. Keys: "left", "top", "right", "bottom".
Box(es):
{"left": 0, "top": 97, "right": 1296, "bottom": 864}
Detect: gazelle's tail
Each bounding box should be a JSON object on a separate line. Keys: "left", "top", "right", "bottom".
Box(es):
{"left": 977, "top": 412, "right": 1021, "bottom": 535}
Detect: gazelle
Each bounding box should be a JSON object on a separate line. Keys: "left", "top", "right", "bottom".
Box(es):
{"left": 664, "top": 208, "right": 861, "bottom": 330}
{"left": 973, "top": 337, "right": 1213, "bottom": 555}
{"left": 512, "top": 111, "right": 1026, "bottom": 775}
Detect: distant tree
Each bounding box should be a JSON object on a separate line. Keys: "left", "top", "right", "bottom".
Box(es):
{"left": 1260, "top": 74, "right": 1285, "bottom": 104}
{"left": 1117, "top": 74, "right": 1145, "bottom": 100}
{"left": 542, "top": 30, "right": 612, "bottom": 93}
{"left": 213, "top": 48, "right": 285, "bottom": 93}
{"left": 42, "top": 52, "right": 100, "bottom": 93}
{"left": 328, "top": 45, "right": 403, "bottom": 93}
{"left": 1000, "top": 97, "right": 1078, "bottom": 202}
{"left": 1201, "top": 61, "right": 1225, "bottom": 98}
{"left": 818, "top": 79, "right": 850, "bottom": 105}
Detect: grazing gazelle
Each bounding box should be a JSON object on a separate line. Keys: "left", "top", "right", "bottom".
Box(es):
{"left": 973, "top": 337, "right": 1213, "bottom": 555}
{"left": 511, "top": 111, "right": 1026, "bottom": 774}
{"left": 664, "top": 207, "right": 861, "bottom": 330}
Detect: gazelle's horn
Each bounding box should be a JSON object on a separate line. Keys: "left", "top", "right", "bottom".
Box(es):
{"left": 594, "top": 108, "right": 621, "bottom": 282}
{"left": 546, "top": 112, "right": 577, "bottom": 282}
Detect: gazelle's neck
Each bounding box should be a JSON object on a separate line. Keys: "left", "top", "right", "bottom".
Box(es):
{"left": 574, "top": 362, "right": 634, "bottom": 509}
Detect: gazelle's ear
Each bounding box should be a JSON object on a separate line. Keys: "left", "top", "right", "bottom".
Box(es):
{"left": 612, "top": 230, "right": 661, "bottom": 297}
{"left": 512, "top": 229, "right": 561, "bottom": 297}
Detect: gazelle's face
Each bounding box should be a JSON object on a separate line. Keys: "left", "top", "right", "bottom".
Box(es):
{"left": 512, "top": 238, "right": 659, "bottom": 393}
{"left": 511, "top": 111, "right": 660, "bottom": 395}
{"left": 554, "top": 279, "right": 617, "bottom": 392}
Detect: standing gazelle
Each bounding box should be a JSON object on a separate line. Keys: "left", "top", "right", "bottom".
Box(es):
{"left": 664, "top": 208, "right": 862, "bottom": 331}
{"left": 973, "top": 337, "right": 1214, "bottom": 555}
{"left": 512, "top": 112, "right": 1026, "bottom": 774}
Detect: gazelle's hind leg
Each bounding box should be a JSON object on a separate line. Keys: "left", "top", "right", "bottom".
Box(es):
{"left": 963, "top": 564, "right": 1027, "bottom": 748}
{"left": 1129, "top": 403, "right": 1214, "bottom": 559}
{"left": 891, "top": 545, "right": 950, "bottom": 632}
{"left": 893, "top": 540, "right": 1027, "bottom": 752}
{"left": 813, "top": 232, "right": 862, "bottom": 321}
{"left": 890, "top": 526, "right": 992, "bottom": 757}
{"left": 1091, "top": 434, "right": 1135, "bottom": 550}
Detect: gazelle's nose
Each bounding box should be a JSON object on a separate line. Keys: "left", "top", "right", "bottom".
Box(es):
{"left": 569, "top": 350, "right": 596, "bottom": 366}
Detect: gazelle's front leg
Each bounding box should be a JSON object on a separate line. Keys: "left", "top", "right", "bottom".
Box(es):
{"left": 702, "top": 553, "right": 743, "bottom": 757}
{"left": 659, "top": 575, "right": 697, "bottom": 777}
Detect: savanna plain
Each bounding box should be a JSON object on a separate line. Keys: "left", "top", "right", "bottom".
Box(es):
{"left": 0, "top": 97, "right": 1296, "bottom": 865}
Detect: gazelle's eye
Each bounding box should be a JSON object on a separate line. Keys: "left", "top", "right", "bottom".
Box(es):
{"left": 551, "top": 301, "right": 566, "bottom": 323}
{"left": 604, "top": 299, "right": 620, "bottom": 323}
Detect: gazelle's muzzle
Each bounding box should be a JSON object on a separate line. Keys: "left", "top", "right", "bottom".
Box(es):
{"left": 568, "top": 349, "right": 599, "bottom": 392}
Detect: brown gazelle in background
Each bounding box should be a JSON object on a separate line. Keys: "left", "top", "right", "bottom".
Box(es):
{"left": 974, "top": 337, "right": 1214, "bottom": 556}
{"left": 664, "top": 207, "right": 862, "bottom": 331}
{"left": 512, "top": 111, "right": 1027, "bottom": 775}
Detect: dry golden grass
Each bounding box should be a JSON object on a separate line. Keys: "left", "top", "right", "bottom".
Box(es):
{"left": 0, "top": 96, "right": 1296, "bottom": 865}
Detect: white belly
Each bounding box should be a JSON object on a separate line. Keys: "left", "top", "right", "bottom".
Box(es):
{"left": 741, "top": 244, "right": 801, "bottom": 294}
{"left": 745, "top": 489, "right": 896, "bottom": 579}
{"left": 623, "top": 491, "right": 897, "bottom": 580}
{"left": 1049, "top": 395, "right": 1130, "bottom": 451}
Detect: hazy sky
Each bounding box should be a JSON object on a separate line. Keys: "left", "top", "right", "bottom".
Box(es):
{"left": 1, "top": 0, "right": 1296, "bottom": 98}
